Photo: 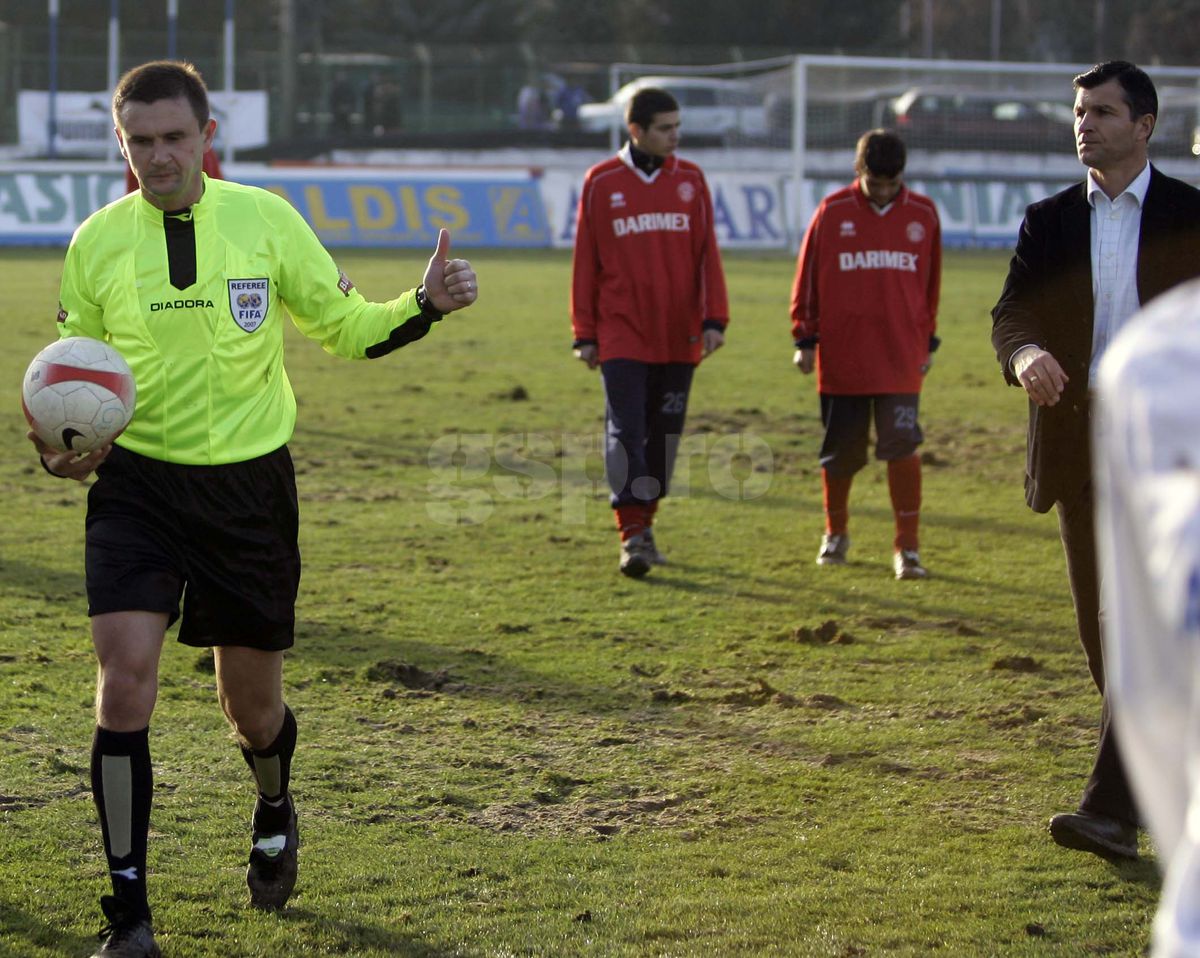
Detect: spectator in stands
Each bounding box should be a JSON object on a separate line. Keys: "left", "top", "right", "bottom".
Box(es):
{"left": 365, "top": 72, "right": 403, "bottom": 136}
{"left": 330, "top": 71, "right": 358, "bottom": 135}
{"left": 554, "top": 81, "right": 590, "bottom": 131}
{"left": 517, "top": 79, "right": 548, "bottom": 130}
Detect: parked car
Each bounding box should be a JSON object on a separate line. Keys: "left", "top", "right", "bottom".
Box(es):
{"left": 1151, "top": 85, "right": 1200, "bottom": 157}
{"left": 879, "top": 87, "right": 1075, "bottom": 152}
{"left": 577, "top": 76, "right": 770, "bottom": 141}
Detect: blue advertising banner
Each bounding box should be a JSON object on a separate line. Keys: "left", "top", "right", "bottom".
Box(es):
{"left": 0, "top": 165, "right": 551, "bottom": 248}
{"left": 1, "top": 161, "right": 1125, "bottom": 250}
{"left": 0, "top": 167, "right": 127, "bottom": 243}
{"left": 240, "top": 171, "right": 551, "bottom": 248}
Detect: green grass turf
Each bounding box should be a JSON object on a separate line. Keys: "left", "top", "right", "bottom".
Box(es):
{"left": 0, "top": 246, "right": 1161, "bottom": 956}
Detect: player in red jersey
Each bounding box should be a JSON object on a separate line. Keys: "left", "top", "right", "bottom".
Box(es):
{"left": 790, "top": 129, "right": 942, "bottom": 580}
{"left": 571, "top": 87, "right": 729, "bottom": 577}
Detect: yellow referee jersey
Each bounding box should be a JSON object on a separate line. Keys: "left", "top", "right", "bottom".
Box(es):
{"left": 57, "top": 175, "right": 425, "bottom": 465}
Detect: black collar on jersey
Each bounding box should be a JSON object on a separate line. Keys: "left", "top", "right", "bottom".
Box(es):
{"left": 163, "top": 208, "right": 196, "bottom": 291}
{"left": 628, "top": 143, "right": 664, "bottom": 175}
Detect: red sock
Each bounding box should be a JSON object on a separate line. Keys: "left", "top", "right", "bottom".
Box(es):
{"left": 643, "top": 500, "right": 659, "bottom": 530}
{"left": 821, "top": 469, "right": 852, "bottom": 535}
{"left": 614, "top": 505, "right": 645, "bottom": 541}
{"left": 887, "top": 455, "right": 921, "bottom": 551}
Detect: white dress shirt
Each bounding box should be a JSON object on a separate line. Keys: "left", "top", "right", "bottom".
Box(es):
{"left": 1087, "top": 161, "right": 1151, "bottom": 380}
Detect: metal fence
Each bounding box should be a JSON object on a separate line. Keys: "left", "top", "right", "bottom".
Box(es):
{"left": 0, "top": 16, "right": 792, "bottom": 155}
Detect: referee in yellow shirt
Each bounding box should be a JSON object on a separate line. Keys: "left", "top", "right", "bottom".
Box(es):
{"left": 28, "top": 60, "right": 478, "bottom": 958}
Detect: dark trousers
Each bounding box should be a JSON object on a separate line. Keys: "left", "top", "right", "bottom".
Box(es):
{"left": 600, "top": 359, "right": 695, "bottom": 508}
{"left": 1056, "top": 484, "right": 1136, "bottom": 824}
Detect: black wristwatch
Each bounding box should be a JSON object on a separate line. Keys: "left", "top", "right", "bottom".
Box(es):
{"left": 415, "top": 284, "right": 444, "bottom": 321}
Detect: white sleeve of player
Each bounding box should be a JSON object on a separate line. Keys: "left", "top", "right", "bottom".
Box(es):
{"left": 1094, "top": 280, "right": 1200, "bottom": 958}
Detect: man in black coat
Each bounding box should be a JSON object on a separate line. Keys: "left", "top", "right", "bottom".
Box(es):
{"left": 992, "top": 60, "right": 1200, "bottom": 860}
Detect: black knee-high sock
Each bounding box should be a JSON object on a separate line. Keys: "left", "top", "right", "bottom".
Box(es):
{"left": 91, "top": 726, "right": 153, "bottom": 918}
{"left": 239, "top": 705, "right": 296, "bottom": 833}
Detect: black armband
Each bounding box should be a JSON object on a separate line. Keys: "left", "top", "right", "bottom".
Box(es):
{"left": 702, "top": 319, "right": 726, "bottom": 332}
{"left": 364, "top": 286, "right": 446, "bottom": 358}
{"left": 928, "top": 334, "right": 941, "bottom": 353}
{"left": 572, "top": 338, "right": 597, "bottom": 350}
{"left": 364, "top": 313, "right": 437, "bottom": 358}
{"left": 794, "top": 336, "right": 818, "bottom": 350}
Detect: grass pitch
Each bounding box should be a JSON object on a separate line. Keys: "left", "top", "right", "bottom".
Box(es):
{"left": 0, "top": 246, "right": 1161, "bottom": 956}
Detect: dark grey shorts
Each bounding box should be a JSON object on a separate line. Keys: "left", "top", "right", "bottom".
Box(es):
{"left": 818, "top": 393, "right": 924, "bottom": 477}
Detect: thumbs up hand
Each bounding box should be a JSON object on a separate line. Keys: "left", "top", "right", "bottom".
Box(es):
{"left": 422, "top": 229, "right": 478, "bottom": 313}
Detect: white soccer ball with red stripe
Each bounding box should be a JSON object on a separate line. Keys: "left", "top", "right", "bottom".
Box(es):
{"left": 22, "top": 337, "right": 137, "bottom": 454}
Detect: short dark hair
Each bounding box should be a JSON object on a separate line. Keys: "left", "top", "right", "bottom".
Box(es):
{"left": 626, "top": 88, "right": 679, "bottom": 130}
{"left": 854, "top": 129, "right": 906, "bottom": 178}
{"left": 1073, "top": 60, "right": 1158, "bottom": 125}
{"left": 113, "top": 60, "right": 210, "bottom": 130}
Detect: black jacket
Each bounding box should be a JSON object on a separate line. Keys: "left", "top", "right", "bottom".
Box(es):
{"left": 991, "top": 166, "right": 1200, "bottom": 512}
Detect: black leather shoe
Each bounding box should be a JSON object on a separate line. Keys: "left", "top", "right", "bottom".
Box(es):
{"left": 1048, "top": 811, "right": 1138, "bottom": 860}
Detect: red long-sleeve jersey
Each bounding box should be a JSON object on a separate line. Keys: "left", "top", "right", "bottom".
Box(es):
{"left": 791, "top": 182, "right": 941, "bottom": 394}
{"left": 571, "top": 145, "right": 728, "bottom": 365}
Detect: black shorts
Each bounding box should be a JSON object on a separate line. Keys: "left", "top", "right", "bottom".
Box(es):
{"left": 85, "top": 445, "right": 301, "bottom": 651}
